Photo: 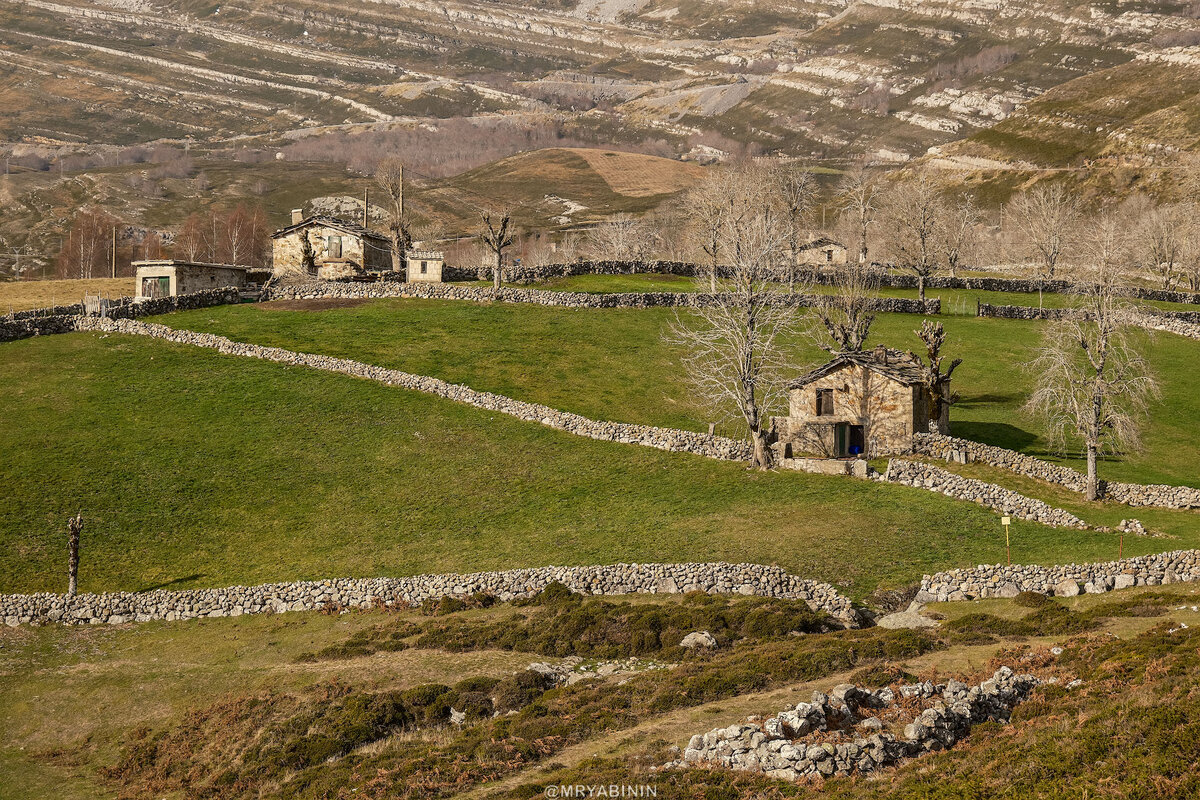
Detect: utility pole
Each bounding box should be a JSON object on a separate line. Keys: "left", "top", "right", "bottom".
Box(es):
{"left": 363, "top": 187, "right": 369, "bottom": 229}
{"left": 111, "top": 226, "right": 117, "bottom": 278}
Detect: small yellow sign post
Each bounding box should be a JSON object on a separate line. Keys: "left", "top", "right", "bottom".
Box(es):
{"left": 1002, "top": 516, "right": 1012, "bottom": 566}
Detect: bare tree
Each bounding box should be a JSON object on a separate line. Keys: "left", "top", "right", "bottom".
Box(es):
{"left": 680, "top": 170, "right": 731, "bottom": 291}
{"left": 940, "top": 191, "right": 980, "bottom": 278}
{"left": 480, "top": 208, "right": 515, "bottom": 289}
{"left": 836, "top": 160, "right": 882, "bottom": 265}
{"left": 1008, "top": 184, "right": 1080, "bottom": 281}
{"left": 1132, "top": 201, "right": 1186, "bottom": 290}
{"left": 668, "top": 166, "right": 796, "bottom": 468}
{"left": 910, "top": 320, "right": 961, "bottom": 433}
{"left": 586, "top": 213, "right": 657, "bottom": 266}
{"left": 1024, "top": 213, "right": 1159, "bottom": 500}
{"left": 1181, "top": 209, "right": 1200, "bottom": 291}
{"left": 809, "top": 258, "right": 879, "bottom": 353}
{"left": 57, "top": 209, "right": 120, "bottom": 279}
{"left": 66, "top": 513, "right": 83, "bottom": 598}
{"left": 775, "top": 166, "right": 817, "bottom": 292}
{"left": 300, "top": 230, "right": 317, "bottom": 276}
{"left": 376, "top": 158, "right": 412, "bottom": 272}
{"left": 880, "top": 172, "right": 943, "bottom": 303}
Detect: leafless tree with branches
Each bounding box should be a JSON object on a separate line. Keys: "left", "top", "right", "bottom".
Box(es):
{"left": 1131, "top": 201, "right": 1186, "bottom": 290}
{"left": 808, "top": 258, "right": 880, "bottom": 353}
{"left": 586, "top": 213, "right": 657, "bottom": 266}
{"left": 910, "top": 319, "right": 961, "bottom": 433}
{"left": 480, "top": 208, "right": 515, "bottom": 289}
{"left": 880, "top": 172, "right": 944, "bottom": 303}
{"left": 940, "top": 191, "right": 980, "bottom": 278}
{"left": 1024, "top": 213, "right": 1159, "bottom": 500}
{"left": 667, "top": 165, "right": 797, "bottom": 469}
{"left": 66, "top": 513, "right": 83, "bottom": 598}
{"left": 775, "top": 166, "right": 817, "bottom": 292}
{"left": 836, "top": 160, "right": 882, "bottom": 266}
{"left": 1008, "top": 183, "right": 1080, "bottom": 281}
{"left": 376, "top": 158, "right": 413, "bottom": 272}
{"left": 680, "top": 170, "right": 732, "bottom": 291}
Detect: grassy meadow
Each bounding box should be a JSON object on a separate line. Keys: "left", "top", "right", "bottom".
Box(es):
{"left": 165, "top": 298, "right": 1200, "bottom": 487}
{"left": 0, "top": 327, "right": 1182, "bottom": 599}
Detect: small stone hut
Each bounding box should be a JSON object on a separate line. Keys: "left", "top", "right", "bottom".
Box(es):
{"left": 271, "top": 211, "right": 392, "bottom": 279}
{"left": 772, "top": 346, "right": 946, "bottom": 459}
{"left": 405, "top": 250, "right": 445, "bottom": 283}
{"left": 796, "top": 236, "right": 848, "bottom": 267}
{"left": 134, "top": 260, "right": 248, "bottom": 299}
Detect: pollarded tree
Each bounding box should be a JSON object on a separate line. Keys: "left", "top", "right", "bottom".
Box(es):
{"left": 910, "top": 319, "right": 961, "bottom": 433}
{"left": 668, "top": 164, "right": 797, "bottom": 469}
{"left": 880, "top": 172, "right": 944, "bottom": 304}
{"left": 809, "top": 257, "right": 879, "bottom": 353}
{"left": 480, "top": 208, "right": 515, "bottom": 290}
{"left": 1024, "top": 213, "right": 1159, "bottom": 501}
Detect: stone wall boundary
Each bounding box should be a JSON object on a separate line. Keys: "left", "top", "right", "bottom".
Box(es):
{"left": 0, "top": 562, "right": 860, "bottom": 627}
{"left": 71, "top": 316, "right": 754, "bottom": 462}
{"left": 883, "top": 459, "right": 1088, "bottom": 529}
{"left": 918, "top": 549, "right": 1200, "bottom": 601}
{"left": 912, "top": 433, "right": 1200, "bottom": 510}
{"left": 1, "top": 287, "right": 241, "bottom": 343}
{"left": 262, "top": 280, "right": 940, "bottom": 316}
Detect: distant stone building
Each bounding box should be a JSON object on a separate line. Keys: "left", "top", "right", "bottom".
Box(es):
{"left": 772, "top": 346, "right": 946, "bottom": 458}
{"left": 405, "top": 250, "right": 445, "bottom": 283}
{"left": 134, "top": 260, "right": 249, "bottom": 299}
{"left": 271, "top": 210, "right": 392, "bottom": 279}
{"left": 796, "top": 236, "right": 848, "bottom": 267}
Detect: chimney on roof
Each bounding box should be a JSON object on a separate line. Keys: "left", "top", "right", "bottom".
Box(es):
{"left": 291, "top": 208, "right": 304, "bottom": 225}
{"left": 874, "top": 344, "right": 888, "bottom": 364}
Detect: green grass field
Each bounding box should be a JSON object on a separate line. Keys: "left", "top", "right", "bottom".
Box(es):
{"left": 0, "top": 328, "right": 1181, "bottom": 599}
{"left": 164, "top": 298, "right": 1200, "bottom": 487}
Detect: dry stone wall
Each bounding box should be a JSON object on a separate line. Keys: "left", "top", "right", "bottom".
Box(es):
{"left": 918, "top": 549, "right": 1200, "bottom": 602}
{"left": 979, "top": 302, "right": 1200, "bottom": 325}
{"left": 72, "top": 317, "right": 753, "bottom": 462}
{"left": 883, "top": 459, "right": 1088, "bottom": 528}
{"left": 0, "top": 562, "right": 860, "bottom": 628}
{"left": 673, "top": 667, "right": 1042, "bottom": 781}
{"left": 263, "top": 280, "right": 939, "bottom": 315}
{"left": 913, "top": 433, "right": 1200, "bottom": 509}
{"left": 1, "top": 287, "right": 241, "bottom": 343}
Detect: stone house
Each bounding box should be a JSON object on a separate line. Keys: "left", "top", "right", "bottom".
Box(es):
{"left": 271, "top": 210, "right": 392, "bottom": 279}
{"left": 134, "top": 260, "right": 249, "bottom": 299}
{"left": 772, "top": 347, "right": 946, "bottom": 459}
{"left": 406, "top": 249, "right": 445, "bottom": 283}
{"left": 796, "top": 236, "right": 848, "bottom": 267}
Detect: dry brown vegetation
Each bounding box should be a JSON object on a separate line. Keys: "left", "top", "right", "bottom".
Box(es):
{"left": 0, "top": 277, "right": 134, "bottom": 311}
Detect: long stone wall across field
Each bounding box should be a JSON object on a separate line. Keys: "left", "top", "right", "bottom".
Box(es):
{"left": 913, "top": 433, "right": 1200, "bottom": 510}
{"left": 263, "top": 280, "right": 940, "bottom": 315}
{"left": 448, "top": 259, "right": 1200, "bottom": 305}
{"left": 0, "top": 562, "right": 860, "bottom": 628}
{"left": 918, "top": 549, "right": 1200, "bottom": 602}
{"left": 978, "top": 302, "right": 1200, "bottom": 325}
{"left": 883, "top": 459, "right": 1087, "bottom": 529}
{"left": 0, "top": 287, "right": 241, "bottom": 343}
{"left": 72, "top": 316, "right": 753, "bottom": 462}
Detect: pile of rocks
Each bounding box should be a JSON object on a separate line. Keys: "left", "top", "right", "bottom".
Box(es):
{"left": 0, "top": 561, "right": 861, "bottom": 628}
{"left": 883, "top": 459, "right": 1088, "bottom": 529}
{"left": 72, "top": 316, "right": 753, "bottom": 462}
{"left": 262, "top": 280, "right": 939, "bottom": 315}
{"left": 917, "top": 549, "right": 1200, "bottom": 601}
{"left": 913, "top": 433, "right": 1200, "bottom": 510}
{"left": 673, "top": 667, "right": 1041, "bottom": 781}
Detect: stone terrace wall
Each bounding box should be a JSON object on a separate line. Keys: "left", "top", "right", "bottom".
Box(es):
{"left": 883, "top": 459, "right": 1087, "bottom": 529}
{"left": 1, "top": 287, "right": 241, "bottom": 343}
{"left": 263, "top": 280, "right": 939, "bottom": 315}
{"left": 0, "top": 562, "right": 860, "bottom": 628}
{"left": 918, "top": 549, "right": 1200, "bottom": 601}
{"left": 978, "top": 302, "right": 1200, "bottom": 325}
{"left": 72, "top": 317, "right": 753, "bottom": 462}
{"left": 913, "top": 433, "right": 1200, "bottom": 510}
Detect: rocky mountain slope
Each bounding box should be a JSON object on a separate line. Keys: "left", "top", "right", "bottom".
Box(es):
{"left": 2, "top": 0, "right": 1198, "bottom": 162}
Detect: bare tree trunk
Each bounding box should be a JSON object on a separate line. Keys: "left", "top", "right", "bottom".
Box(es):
{"left": 1085, "top": 442, "right": 1099, "bottom": 501}
{"left": 918, "top": 274, "right": 926, "bottom": 304}
{"left": 67, "top": 514, "right": 82, "bottom": 597}
{"left": 493, "top": 251, "right": 502, "bottom": 290}
{"left": 751, "top": 427, "right": 772, "bottom": 469}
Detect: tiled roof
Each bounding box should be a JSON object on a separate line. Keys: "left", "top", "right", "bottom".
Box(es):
{"left": 271, "top": 215, "right": 391, "bottom": 241}
{"left": 788, "top": 348, "right": 927, "bottom": 388}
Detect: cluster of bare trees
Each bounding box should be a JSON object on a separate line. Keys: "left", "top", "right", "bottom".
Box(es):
{"left": 174, "top": 204, "right": 271, "bottom": 267}
{"left": 55, "top": 209, "right": 163, "bottom": 279}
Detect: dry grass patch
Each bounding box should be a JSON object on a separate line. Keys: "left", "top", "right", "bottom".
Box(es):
{"left": 0, "top": 278, "right": 134, "bottom": 312}
{"left": 568, "top": 148, "right": 704, "bottom": 197}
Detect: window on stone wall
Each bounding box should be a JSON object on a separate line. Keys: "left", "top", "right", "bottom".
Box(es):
{"left": 327, "top": 235, "right": 342, "bottom": 259}
{"left": 815, "top": 388, "right": 834, "bottom": 416}
{"left": 421, "top": 261, "right": 428, "bottom": 274}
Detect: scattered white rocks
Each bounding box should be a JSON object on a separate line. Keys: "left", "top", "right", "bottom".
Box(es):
{"left": 680, "top": 630, "right": 719, "bottom": 649}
